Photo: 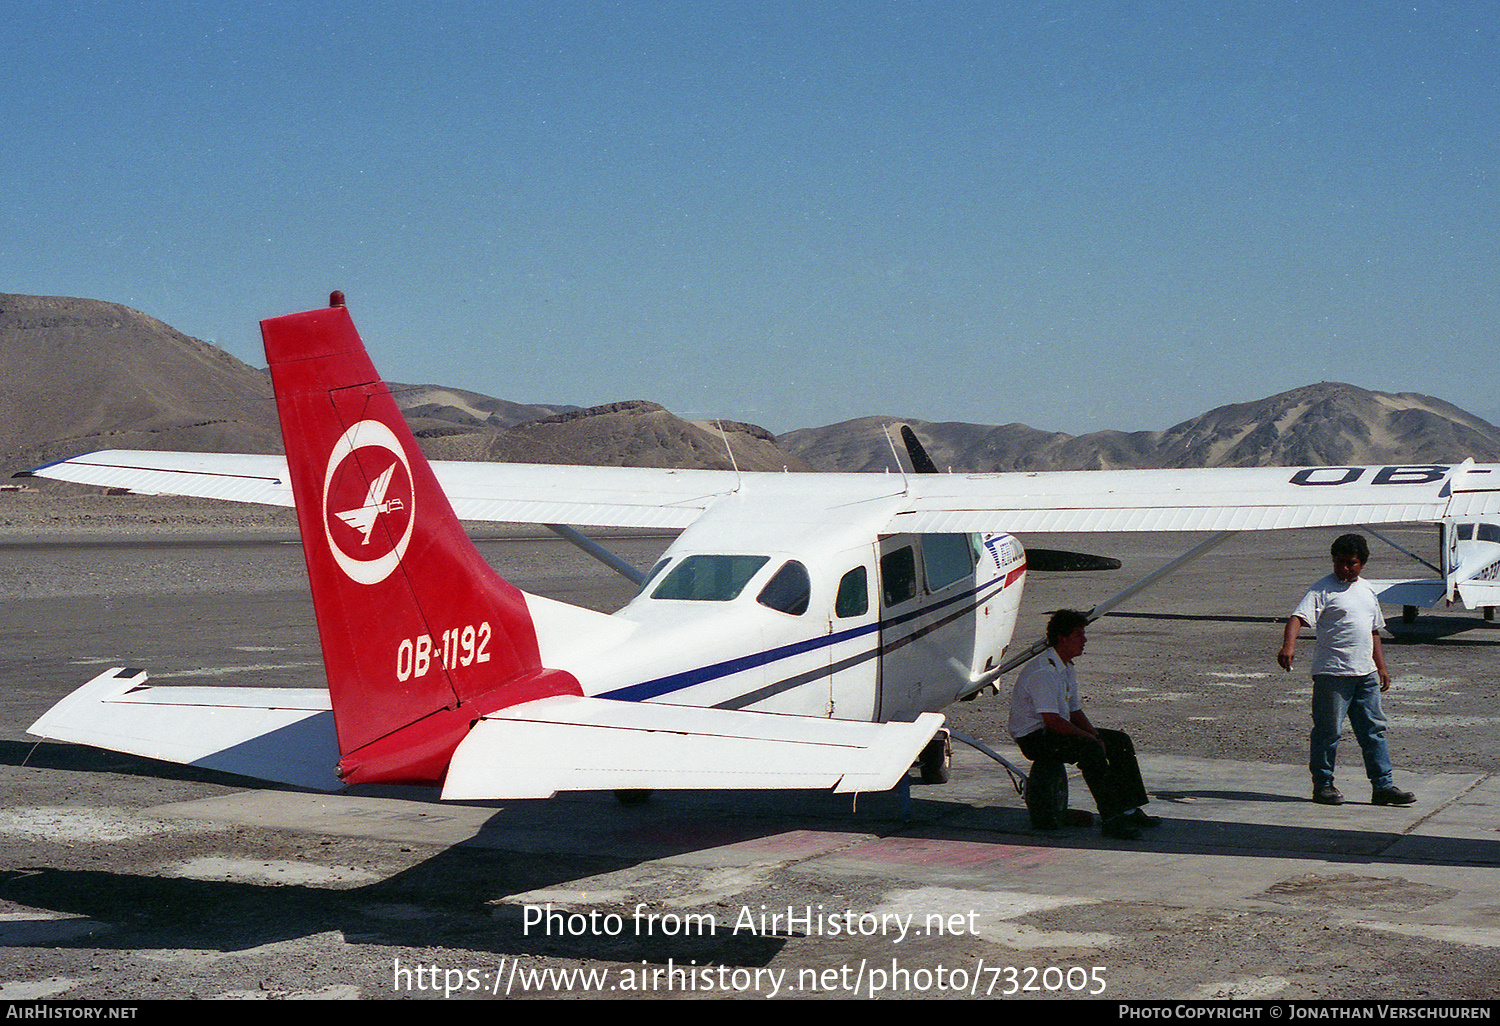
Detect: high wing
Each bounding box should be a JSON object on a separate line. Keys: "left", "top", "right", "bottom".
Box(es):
{"left": 26, "top": 450, "right": 1500, "bottom": 535}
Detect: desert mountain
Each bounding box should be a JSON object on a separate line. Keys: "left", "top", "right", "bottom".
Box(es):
{"left": 0, "top": 294, "right": 806, "bottom": 474}
{"left": 7, "top": 294, "right": 1498, "bottom": 478}
{"left": 388, "top": 382, "right": 577, "bottom": 432}
{"left": 779, "top": 383, "right": 1500, "bottom": 473}
{"left": 412, "top": 400, "right": 809, "bottom": 471}
{"left": 0, "top": 293, "right": 281, "bottom": 470}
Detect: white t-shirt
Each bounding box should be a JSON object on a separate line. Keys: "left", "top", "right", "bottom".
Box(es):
{"left": 1290, "top": 574, "right": 1385, "bottom": 676}
{"left": 1009, "top": 648, "right": 1080, "bottom": 739}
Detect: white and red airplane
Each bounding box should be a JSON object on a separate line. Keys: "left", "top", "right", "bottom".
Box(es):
{"left": 25, "top": 296, "right": 1500, "bottom": 800}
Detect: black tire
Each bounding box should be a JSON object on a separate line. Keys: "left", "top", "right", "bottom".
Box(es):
{"left": 1025, "top": 759, "right": 1069, "bottom": 830}
{"left": 1403, "top": 605, "right": 1418, "bottom": 624}
{"left": 919, "top": 733, "right": 951, "bottom": 784}
{"left": 614, "top": 789, "right": 652, "bottom": 806}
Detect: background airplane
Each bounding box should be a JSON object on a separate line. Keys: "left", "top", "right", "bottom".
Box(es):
{"left": 24, "top": 295, "right": 1500, "bottom": 801}
{"left": 1367, "top": 516, "right": 1500, "bottom": 622}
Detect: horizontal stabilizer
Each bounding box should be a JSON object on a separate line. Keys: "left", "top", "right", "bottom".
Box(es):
{"left": 1456, "top": 582, "right": 1500, "bottom": 608}
{"left": 29, "top": 668, "right": 341, "bottom": 791}
{"left": 1367, "top": 578, "right": 1447, "bottom": 608}
{"left": 442, "top": 696, "right": 943, "bottom": 800}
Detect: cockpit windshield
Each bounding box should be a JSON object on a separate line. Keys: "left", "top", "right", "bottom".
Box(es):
{"left": 650, "top": 554, "right": 771, "bottom": 602}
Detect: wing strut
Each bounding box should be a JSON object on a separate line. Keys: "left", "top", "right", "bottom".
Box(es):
{"left": 544, "top": 524, "right": 647, "bottom": 585}
{"left": 1362, "top": 524, "right": 1441, "bottom": 575}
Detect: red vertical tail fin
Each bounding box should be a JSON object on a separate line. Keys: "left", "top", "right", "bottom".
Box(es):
{"left": 261, "top": 299, "right": 579, "bottom": 786}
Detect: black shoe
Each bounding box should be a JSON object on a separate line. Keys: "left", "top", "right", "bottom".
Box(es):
{"left": 1102, "top": 815, "right": 1140, "bottom": 840}
{"left": 1314, "top": 785, "right": 1345, "bottom": 805}
{"left": 1125, "top": 808, "right": 1161, "bottom": 828}
{"left": 1372, "top": 786, "right": 1416, "bottom": 806}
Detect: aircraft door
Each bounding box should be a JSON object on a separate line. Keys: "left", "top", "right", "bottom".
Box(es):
{"left": 876, "top": 534, "right": 980, "bottom": 722}
{"left": 826, "top": 545, "right": 880, "bottom": 721}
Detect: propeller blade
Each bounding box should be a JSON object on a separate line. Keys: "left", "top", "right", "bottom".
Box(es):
{"left": 899, "top": 425, "right": 939, "bottom": 475}
{"left": 898, "top": 423, "right": 1120, "bottom": 572}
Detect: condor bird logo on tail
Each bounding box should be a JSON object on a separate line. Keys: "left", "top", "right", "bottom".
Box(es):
{"left": 335, "top": 462, "right": 404, "bottom": 545}
{"left": 322, "top": 419, "right": 415, "bottom": 586}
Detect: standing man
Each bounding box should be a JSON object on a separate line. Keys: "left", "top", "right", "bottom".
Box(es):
{"left": 1278, "top": 533, "right": 1415, "bottom": 807}
{"left": 1009, "top": 609, "right": 1156, "bottom": 840}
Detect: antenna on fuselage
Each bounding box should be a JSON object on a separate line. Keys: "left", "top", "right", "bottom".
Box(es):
{"left": 714, "top": 420, "right": 742, "bottom": 490}
{"left": 882, "top": 425, "right": 909, "bottom": 492}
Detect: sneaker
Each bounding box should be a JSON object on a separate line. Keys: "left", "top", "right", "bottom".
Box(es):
{"left": 1101, "top": 815, "right": 1140, "bottom": 840}
{"left": 1372, "top": 786, "right": 1416, "bottom": 806}
{"left": 1313, "top": 784, "right": 1345, "bottom": 805}
{"left": 1125, "top": 808, "right": 1161, "bottom": 828}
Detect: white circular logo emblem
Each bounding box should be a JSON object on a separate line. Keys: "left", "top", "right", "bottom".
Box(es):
{"left": 322, "top": 420, "right": 416, "bottom": 585}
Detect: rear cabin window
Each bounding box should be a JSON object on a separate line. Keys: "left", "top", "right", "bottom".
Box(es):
{"left": 922, "top": 534, "right": 975, "bottom": 592}
{"left": 881, "top": 547, "right": 917, "bottom": 607}
{"left": 757, "top": 561, "right": 811, "bottom": 615}
{"left": 650, "top": 554, "right": 770, "bottom": 602}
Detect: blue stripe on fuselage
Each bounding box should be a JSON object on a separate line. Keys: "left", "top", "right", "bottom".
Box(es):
{"left": 599, "top": 570, "right": 1015, "bottom": 704}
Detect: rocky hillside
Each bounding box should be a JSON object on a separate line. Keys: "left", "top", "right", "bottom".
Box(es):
{"left": 0, "top": 294, "right": 807, "bottom": 475}
{"left": 779, "top": 383, "right": 1500, "bottom": 472}
{"left": 0, "top": 293, "right": 280, "bottom": 470}
{"left": 8, "top": 293, "right": 1496, "bottom": 478}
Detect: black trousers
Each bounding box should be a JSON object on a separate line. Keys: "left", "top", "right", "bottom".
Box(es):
{"left": 1016, "top": 727, "right": 1148, "bottom": 821}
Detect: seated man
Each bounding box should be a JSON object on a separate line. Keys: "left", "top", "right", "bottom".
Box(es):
{"left": 1008, "top": 609, "right": 1156, "bottom": 840}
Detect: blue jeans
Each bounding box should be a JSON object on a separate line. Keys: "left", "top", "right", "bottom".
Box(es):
{"left": 1310, "top": 673, "right": 1393, "bottom": 790}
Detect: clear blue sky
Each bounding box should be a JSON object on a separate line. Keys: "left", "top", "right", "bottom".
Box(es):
{"left": 4, "top": 1, "right": 1496, "bottom": 433}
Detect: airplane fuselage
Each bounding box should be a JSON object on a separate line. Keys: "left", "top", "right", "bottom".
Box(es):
{"left": 523, "top": 492, "right": 1027, "bottom": 726}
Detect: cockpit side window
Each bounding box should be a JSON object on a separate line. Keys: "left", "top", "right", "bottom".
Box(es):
{"left": 757, "top": 561, "right": 811, "bottom": 615}
{"left": 835, "top": 566, "right": 868, "bottom": 618}
{"left": 650, "top": 554, "right": 770, "bottom": 601}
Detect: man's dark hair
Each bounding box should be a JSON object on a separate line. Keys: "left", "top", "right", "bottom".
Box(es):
{"left": 1330, "top": 533, "right": 1369, "bottom": 562}
{"left": 1046, "top": 609, "right": 1090, "bottom": 647}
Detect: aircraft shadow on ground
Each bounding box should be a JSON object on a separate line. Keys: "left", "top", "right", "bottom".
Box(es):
{"left": 1106, "top": 609, "right": 1498, "bottom": 643}
{"left": 2, "top": 740, "right": 309, "bottom": 790}
{"left": 0, "top": 853, "right": 786, "bottom": 965}
{"left": 5, "top": 745, "right": 1497, "bottom": 957}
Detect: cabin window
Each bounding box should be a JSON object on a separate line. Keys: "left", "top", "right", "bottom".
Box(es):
{"left": 757, "top": 561, "right": 811, "bottom": 616}
{"left": 881, "top": 546, "right": 917, "bottom": 607}
{"left": 922, "top": 534, "right": 975, "bottom": 592}
{"left": 835, "top": 566, "right": 868, "bottom": 618}
{"left": 650, "top": 554, "right": 770, "bottom": 602}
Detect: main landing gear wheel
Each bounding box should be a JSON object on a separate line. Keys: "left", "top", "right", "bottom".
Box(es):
{"left": 919, "top": 731, "right": 951, "bottom": 784}
{"left": 1024, "top": 759, "right": 1069, "bottom": 830}
{"left": 1403, "top": 605, "right": 1419, "bottom": 624}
